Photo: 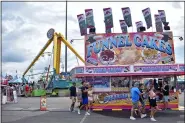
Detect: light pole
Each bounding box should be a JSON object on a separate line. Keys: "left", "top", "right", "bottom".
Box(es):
{"left": 173, "top": 36, "right": 183, "bottom": 41}
{"left": 65, "top": 0, "right": 68, "bottom": 73}
{"left": 70, "top": 39, "right": 84, "bottom": 66}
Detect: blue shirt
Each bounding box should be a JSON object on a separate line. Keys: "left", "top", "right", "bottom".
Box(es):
{"left": 131, "top": 87, "right": 141, "bottom": 103}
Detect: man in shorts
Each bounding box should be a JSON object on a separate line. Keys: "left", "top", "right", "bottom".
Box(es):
{"left": 130, "top": 82, "right": 146, "bottom": 120}
{"left": 78, "top": 81, "right": 90, "bottom": 115}
{"left": 69, "top": 82, "right": 77, "bottom": 112}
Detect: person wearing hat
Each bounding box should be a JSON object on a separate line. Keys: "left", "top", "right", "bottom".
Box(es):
{"left": 130, "top": 82, "right": 147, "bottom": 120}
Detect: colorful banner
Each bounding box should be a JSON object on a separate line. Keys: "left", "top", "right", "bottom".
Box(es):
{"left": 85, "top": 9, "right": 95, "bottom": 28}
{"left": 179, "top": 64, "right": 185, "bottom": 72}
{"left": 158, "top": 10, "right": 166, "bottom": 24}
{"left": 85, "top": 66, "right": 130, "bottom": 74}
{"left": 86, "top": 76, "right": 111, "bottom": 92}
{"left": 92, "top": 92, "right": 178, "bottom": 109}
{"left": 77, "top": 14, "right": 87, "bottom": 36}
{"left": 103, "top": 8, "right": 113, "bottom": 29}
{"left": 121, "top": 7, "right": 132, "bottom": 27}
{"left": 135, "top": 21, "right": 143, "bottom": 32}
{"left": 85, "top": 32, "right": 175, "bottom": 66}
{"left": 106, "top": 28, "right": 112, "bottom": 33}
{"left": 119, "top": 20, "right": 128, "bottom": 33}
{"left": 134, "top": 65, "right": 178, "bottom": 72}
{"left": 154, "top": 14, "right": 163, "bottom": 32}
{"left": 111, "top": 77, "right": 130, "bottom": 92}
{"left": 142, "top": 8, "right": 152, "bottom": 29}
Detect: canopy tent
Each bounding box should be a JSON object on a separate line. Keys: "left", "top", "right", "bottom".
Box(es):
{"left": 8, "top": 78, "right": 23, "bottom": 83}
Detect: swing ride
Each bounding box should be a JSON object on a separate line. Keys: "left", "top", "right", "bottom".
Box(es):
{"left": 23, "top": 29, "right": 85, "bottom": 96}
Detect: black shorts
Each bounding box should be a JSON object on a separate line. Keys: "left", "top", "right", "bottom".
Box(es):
{"left": 149, "top": 98, "right": 157, "bottom": 107}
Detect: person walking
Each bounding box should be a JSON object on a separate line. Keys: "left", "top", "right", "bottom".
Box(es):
{"left": 69, "top": 82, "right": 77, "bottom": 112}
{"left": 162, "top": 81, "right": 170, "bottom": 110}
{"left": 139, "top": 83, "right": 146, "bottom": 115}
{"left": 130, "top": 82, "right": 146, "bottom": 120}
{"left": 25, "top": 83, "right": 29, "bottom": 98}
{"left": 149, "top": 84, "right": 161, "bottom": 122}
{"left": 88, "top": 84, "right": 94, "bottom": 112}
{"left": 78, "top": 81, "right": 90, "bottom": 115}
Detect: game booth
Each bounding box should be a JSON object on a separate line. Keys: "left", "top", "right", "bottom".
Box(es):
{"left": 70, "top": 32, "right": 185, "bottom": 111}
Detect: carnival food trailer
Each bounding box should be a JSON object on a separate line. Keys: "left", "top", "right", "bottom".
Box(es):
{"left": 70, "top": 32, "right": 185, "bottom": 111}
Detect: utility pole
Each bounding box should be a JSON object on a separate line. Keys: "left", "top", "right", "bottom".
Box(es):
{"left": 65, "top": 0, "right": 68, "bottom": 73}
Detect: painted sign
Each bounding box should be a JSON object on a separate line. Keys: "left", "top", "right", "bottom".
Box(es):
{"left": 85, "top": 32, "right": 175, "bottom": 66}
{"left": 134, "top": 65, "right": 178, "bottom": 72}
{"left": 85, "top": 66, "right": 130, "bottom": 74}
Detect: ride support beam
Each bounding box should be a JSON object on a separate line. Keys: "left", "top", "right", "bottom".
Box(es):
{"left": 58, "top": 33, "right": 85, "bottom": 64}
{"left": 53, "top": 33, "right": 61, "bottom": 74}
{"left": 23, "top": 38, "right": 53, "bottom": 76}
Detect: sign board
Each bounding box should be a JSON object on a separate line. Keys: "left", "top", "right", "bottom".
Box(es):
{"left": 85, "top": 32, "right": 175, "bottom": 66}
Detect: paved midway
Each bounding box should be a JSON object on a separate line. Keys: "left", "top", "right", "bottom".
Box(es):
{"left": 1, "top": 92, "right": 184, "bottom": 123}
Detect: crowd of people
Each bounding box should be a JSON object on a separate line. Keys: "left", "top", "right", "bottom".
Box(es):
{"left": 3, "top": 83, "right": 34, "bottom": 103}
{"left": 68, "top": 79, "right": 172, "bottom": 121}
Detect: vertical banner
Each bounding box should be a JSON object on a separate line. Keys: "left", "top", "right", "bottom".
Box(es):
{"left": 119, "top": 20, "right": 128, "bottom": 33}
{"left": 154, "top": 14, "right": 163, "bottom": 32}
{"left": 106, "top": 27, "right": 112, "bottom": 33}
{"left": 103, "top": 8, "right": 114, "bottom": 29}
{"left": 158, "top": 10, "right": 166, "bottom": 24}
{"left": 77, "top": 14, "right": 87, "bottom": 36}
{"left": 135, "top": 21, "right": 143, "bottom": 32}
{"left": 85, "top": 9, "right": 95, "bottom": 28}
{"left": 121, "top": 7, "right": 132, "bottom": 27}
{"left": 142, "top": 7, "right": 152, "bottom": 29}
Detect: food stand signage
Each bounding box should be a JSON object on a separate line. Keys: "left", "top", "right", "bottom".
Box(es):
{"left": 85, "top": 66, "right": 130, "bottom": 74}
{"left": 134, "top": 65, "right": 178, "bottom": 72}
{"left": 85, "top": 32, "right": 175, "bottom": 66}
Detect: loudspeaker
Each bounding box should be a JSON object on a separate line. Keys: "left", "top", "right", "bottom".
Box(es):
{"left": 89, "top": 27, "right": 96, "bottom": 34}
{"left": 139, "top": 26, "right": 146, "bottom": 32}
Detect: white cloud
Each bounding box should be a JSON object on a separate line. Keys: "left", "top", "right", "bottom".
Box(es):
{"left": 2, "top": 2, "right": 184, "bottom": 78}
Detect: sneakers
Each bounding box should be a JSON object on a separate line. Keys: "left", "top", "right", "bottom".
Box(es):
{"left": 78, "top": 109, "right": 81, "bottom": 115}
{"left": 141, "top": 114, "right": 147, "bottom": 118}
{"left": 85, "top": 112, "right": 90, "bottom": 115}
{"left": 130, "top": 116, "right": 136, "bottom": 120}
{"left": 150, "top": 117, "right": 157, "bottom": 122}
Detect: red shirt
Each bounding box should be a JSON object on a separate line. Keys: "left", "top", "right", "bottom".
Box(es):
{"left": 25, "top": 85, "right": 29, "bottom": 92}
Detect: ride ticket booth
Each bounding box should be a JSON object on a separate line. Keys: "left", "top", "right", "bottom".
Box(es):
{"left": 70, "top": 32, "right": 185, "bottom": 111}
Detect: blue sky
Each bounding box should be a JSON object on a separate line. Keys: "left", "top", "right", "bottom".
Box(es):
{"left": 2, "top": 2, "right": 184, "bottom": 78}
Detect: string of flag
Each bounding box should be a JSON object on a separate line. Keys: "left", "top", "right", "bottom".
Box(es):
{"left": 77, "top": 7, "right": 170, "bottom": 36}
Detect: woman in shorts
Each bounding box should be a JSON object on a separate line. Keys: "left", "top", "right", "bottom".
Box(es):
{"left": 149, "top": 84, "right": 161, "bottom": 122}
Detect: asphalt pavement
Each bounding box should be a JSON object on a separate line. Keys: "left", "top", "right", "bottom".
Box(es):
{"left": 1, "top": 92, "right": 184, "bottom": 123}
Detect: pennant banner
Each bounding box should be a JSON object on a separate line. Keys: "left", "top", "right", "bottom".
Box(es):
{"left": 121, "top": 7, "right": 132, "bottom": 27}
{"left": 135, "top": 21, "right": 143, "bottom": 32}
{"left": 142, "top": 7, "right": 152, "bottom": 29}
{"left": 85, "top": 9, "right": 95, "bottom": 28}
{"left": 158, "top": 10, "right": 166, "bottom": 24}
{"left": 77, "top": 14, "right": 87, "bottom": 36}
{"left": 119, "top": 20, "right": 128, "bottom": 33}
{"left": 154, "top": 14, "right": 163, "bottom": 32}
{"left": 106, "top": 28, "right": 112, "bottom": 33}
{"left": 103, "top": 8, "right": 114, "bottom": 29}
